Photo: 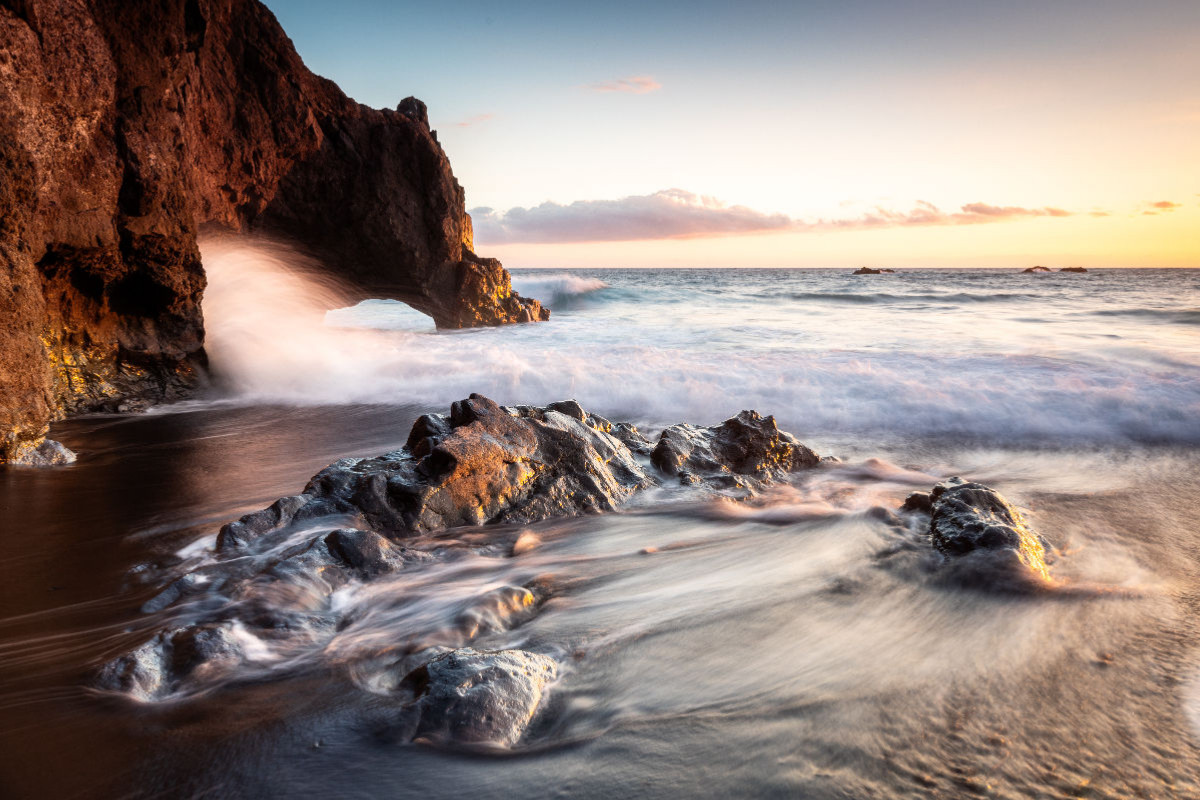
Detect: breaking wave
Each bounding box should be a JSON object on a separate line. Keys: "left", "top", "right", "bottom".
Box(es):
{"left": 197, "top": 242, "right": 1200, "bottom": 446}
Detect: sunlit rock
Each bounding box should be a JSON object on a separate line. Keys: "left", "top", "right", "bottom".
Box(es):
{"left": 926, "top": 477, "right": 1053, "bottom": 589}
{"left": 10, "top": 439, "right": 76, "bottom": 467}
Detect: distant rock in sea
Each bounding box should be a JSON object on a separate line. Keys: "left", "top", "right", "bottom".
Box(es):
{"left": 1022, "top": 266, "right": 1052, "bottom": 273}
{"left": 1060, "top": 267, "right": 1089, "bottom": 273}
{"left": 852, "top": 267, "right": 896, "bottom": 275}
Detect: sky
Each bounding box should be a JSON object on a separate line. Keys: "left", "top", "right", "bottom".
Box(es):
{"left": 266, "top": 0, "right": 1200, "bottom": 268}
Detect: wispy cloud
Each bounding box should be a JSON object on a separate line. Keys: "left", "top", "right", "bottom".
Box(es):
{"left": 584, "top": 75, "right": 662, "bottom": 94}
{"left": 454, "top": 113, "right": 495, "bottom": 128}
{"left": 471, "top": 190, "right": 1081, "bottom": 244}
{"left": 1150, "top": 200, "right": 1181, "bottom": 210}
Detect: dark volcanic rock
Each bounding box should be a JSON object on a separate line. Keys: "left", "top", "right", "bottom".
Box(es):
{"left": 651, "top": 410, "right": 820, "bottom": 492}
{"left": 1022, "top": 266, "right": 1051, "bottom": 273}
{"left": 852, "top": 267, "right": 895, "bottom": 274}
{"left": 926, "top": 477, "right": 1053, "bottom": 588}
{"left": 218, "top": 394, "right": 659, "bottom": 550}
{"left": 1059, "top": 266, "right": 1088, "bottom": 273}
{"left": 401, "top": 648, "right": 558, "bottom": 748}
{"left": 0, "top": 0, "right": 546, "bottom": 462}
{"left": 217, "top": 396, "right": 821, "bottom": 552}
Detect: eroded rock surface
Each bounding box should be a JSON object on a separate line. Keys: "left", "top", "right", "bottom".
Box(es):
{"left": 400, "top": 648, "right": 558, "bottom": 748}
{"left": 651, "top": 410, "right": 819, "bottom": 493}
{"left": 918, "top": 477, "right": 1053, "bottom": 589}
{"left": 0, "top": 0, "right": 546, "bottom": 462}
{"left": 217, "top": 396, "right": 820, "bottom": 553}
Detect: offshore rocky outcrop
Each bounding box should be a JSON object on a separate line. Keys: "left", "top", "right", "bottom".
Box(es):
{"left": 97, "top": 396, "right": 819, "bottom": 744}
{"left": 0, "top": 0, "right": 546, "bottom": 462}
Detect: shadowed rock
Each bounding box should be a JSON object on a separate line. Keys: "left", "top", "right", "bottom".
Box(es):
{"left": 400, "top": 648, "right": 558, "bottom": 748}
{"left": 926, "top": 477, "right": 1053, "bottom": 589}
{"left": 1022, "top": 266, "right": 1051, "bottom": 273}
{"left": 852, "top": 267, "right": 895, "bottom": 274}
{"left": 1059, "top": 266, "right": 1088, "bottom": 273}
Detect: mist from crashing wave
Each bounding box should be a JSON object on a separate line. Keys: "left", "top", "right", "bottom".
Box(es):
{"left": 198, "top": 240, "right": 1200, "bottom": 446}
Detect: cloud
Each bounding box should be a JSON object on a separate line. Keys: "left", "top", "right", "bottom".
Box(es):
{"left": 1089, "top": 211, "right": 1111, "bottom": 217}
{"left": 472, "top": 189, "right": 789, "bottom": 244}
{"left": 454, "top": 113, "right": 494, "bottom": 128}
{"left": 584, "top": 75, "right": 662, "bottom": 94}
{"left": 472, "top": 190, "right": 1081, "bottom": 245}
{"left": 1150, "top": 200, "right": 1181, "bottom": 210}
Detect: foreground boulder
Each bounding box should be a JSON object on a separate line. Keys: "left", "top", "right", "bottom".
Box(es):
{"left": 218, "top": 395, "right": 820, "bottom": 552}
{"left": 909, "top": 478, "right": 1053, "bottom": 589}
{"left": 400, "top": 648, "right": 558, "bottom": 748}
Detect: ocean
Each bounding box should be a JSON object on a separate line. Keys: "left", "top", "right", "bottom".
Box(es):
{"left": 2, "top": 243, "right": 1199, "bottom": 798}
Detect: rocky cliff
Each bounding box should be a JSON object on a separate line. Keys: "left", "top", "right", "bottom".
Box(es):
{"left": 0, "top": 0, "right": 546, "bottom": 462}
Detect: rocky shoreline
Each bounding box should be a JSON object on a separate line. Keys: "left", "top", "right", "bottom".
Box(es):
{"left": 96, "top": 394, "right": 1054, "bottom": 749}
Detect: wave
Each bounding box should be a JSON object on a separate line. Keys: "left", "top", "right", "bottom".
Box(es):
{"left": 511, "top": 273, "right": 610, "bottom": 308}
{"left": 1090, "top": 308, "right": 1200, "bottom": 325}
{"left": 197, "top": 241, "right": 1200, "bottom": 446}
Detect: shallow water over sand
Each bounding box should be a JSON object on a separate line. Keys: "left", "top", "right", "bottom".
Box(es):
{"left": 3, "top": 261, "right": 1200, "bottom": 798}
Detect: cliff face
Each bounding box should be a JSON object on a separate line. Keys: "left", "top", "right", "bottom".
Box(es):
{"left": 0, "top": 0, "right": 546, "bottom": 462}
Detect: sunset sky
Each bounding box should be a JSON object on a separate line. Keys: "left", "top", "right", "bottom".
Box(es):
{"left": 269, "top": 0, "right": 1200, "bottom": 268}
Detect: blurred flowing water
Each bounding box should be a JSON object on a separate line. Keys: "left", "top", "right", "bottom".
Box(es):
{"left": 2, "top": 245, "right": 1200, "bottom": 798}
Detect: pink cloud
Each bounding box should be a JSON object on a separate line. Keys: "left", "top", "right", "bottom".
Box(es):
{"left": 1150, "top": 200, "right": 1181, "bottom": 210}
{"left": 454, "top": 113, "right": 495, "bottom": 128}
{"left": 585, "top": 75, "right": 662, "bottom": 94}
{"left": 471, "top": 190, "right": 1081, "bottom": 245}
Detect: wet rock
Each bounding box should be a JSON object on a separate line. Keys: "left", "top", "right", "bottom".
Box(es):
{"left": 220, "top": 395, "right": 656, "bottom": 549}
{"left": 1059, "top": 266, "right": 1088, "bottom": 273}
{"left": 651, "top": 410, "right": 819, "bottom": 491}
{"left": 852, "top": 267, "right": 895, "bottom": 274}
{"left": 9, "top": 439, "right": 76, "bottom": 467}
{"left": 217, "top": 397, "right": 822, "bottom": 552}
{"left": 401, "top": 648, "right": 558, "bottom": 748}
{"left": 96, "top": 621, "right": 246, "bottom": 701}
{"left": 1022, "top": 266, "right": 1051, "bottom": 273}
{"left": 928, "top": 477, "right": 1052, "bottom": 588}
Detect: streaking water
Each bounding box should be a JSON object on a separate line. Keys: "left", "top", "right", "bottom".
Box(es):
{"left": 200, "top": 243, "right": 1200, "bottom": 444}
{"left": 2, "top": 241, "right": 1200, "bottom": 799}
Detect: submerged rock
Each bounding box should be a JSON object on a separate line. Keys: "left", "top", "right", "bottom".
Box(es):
{"left": 852, "top": 267, "right": 895, "bottom": 274}
{"left": 925, "top": 477, "right": 1053, "bottom": 588}
{"left": 9, "top": 439, "right": 76, "bottom": 467}
{"left": 218, "top": 395, "right": 819, "bottom": 552}
{"left": 1022, "top": 266, "right": 1051, "bottom": 273}
{"left": 1059, "top": 266, "right": 1088, "bottom": 273}
{"left": 401, "top": 648, "right": 558, "bottom": 748}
